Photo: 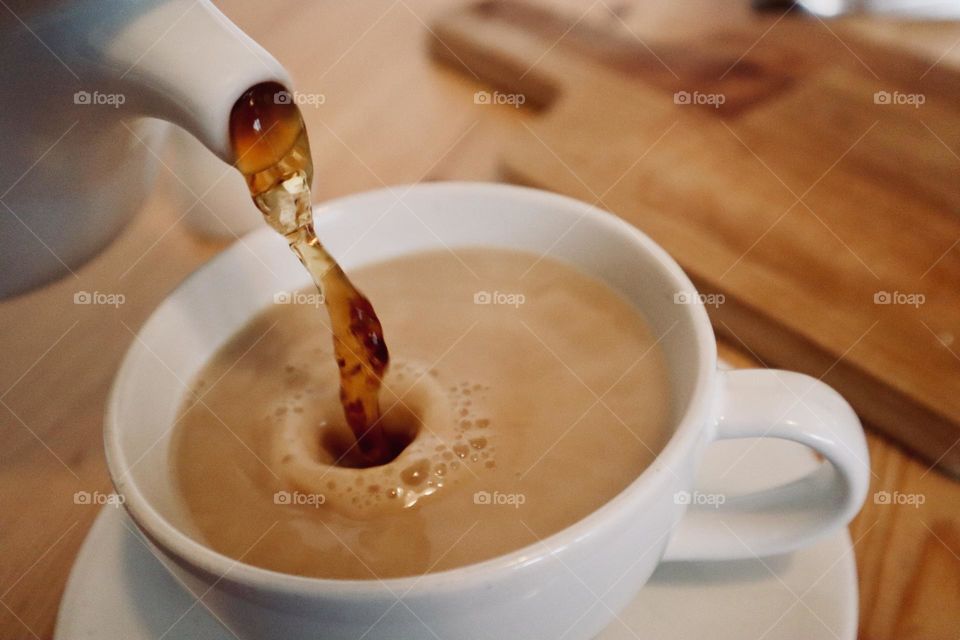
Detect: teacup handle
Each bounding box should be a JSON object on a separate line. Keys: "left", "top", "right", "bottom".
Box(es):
{"left": 662, "top": 369, "right": 870, "bottom": 562}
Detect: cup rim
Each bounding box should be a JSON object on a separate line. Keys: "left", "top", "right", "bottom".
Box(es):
{"left": 104, "top": 181, "right": 717, "bottom": 598}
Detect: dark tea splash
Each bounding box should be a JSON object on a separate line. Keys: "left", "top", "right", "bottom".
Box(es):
{"left": 229, "top": 82, "right": 392, "bottom": 464}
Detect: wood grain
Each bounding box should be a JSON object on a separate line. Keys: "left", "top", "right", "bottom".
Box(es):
{"left": 0, "top": 1, "right": 957, "bottom": 638}
{"left": 430, "top": 0, "right": 960, "bottom": 477}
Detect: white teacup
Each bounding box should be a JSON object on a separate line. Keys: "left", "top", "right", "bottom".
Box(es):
{"left": 105, "top": 182, "right": 869, "bottom": 640}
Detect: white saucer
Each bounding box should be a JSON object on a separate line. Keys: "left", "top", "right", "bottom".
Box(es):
{"left": 56, "top": 431, "right": 857, "bottom": 640}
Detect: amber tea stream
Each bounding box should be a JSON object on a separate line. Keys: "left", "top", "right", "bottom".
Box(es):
{"left": 229, "top": 82, "right": 392, "bottom": 464}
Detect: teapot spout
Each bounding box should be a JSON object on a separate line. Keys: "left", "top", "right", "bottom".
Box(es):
{"left": 103, "top": 0, "right": 290, "bottom": 163}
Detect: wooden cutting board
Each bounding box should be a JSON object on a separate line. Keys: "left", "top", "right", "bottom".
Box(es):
{"left": 429, "top": 0, "right": 960, "bottom": 475}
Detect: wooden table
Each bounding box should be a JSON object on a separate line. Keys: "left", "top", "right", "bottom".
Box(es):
{"left": 0, "top": 1, "right": 957, "bottom": 638}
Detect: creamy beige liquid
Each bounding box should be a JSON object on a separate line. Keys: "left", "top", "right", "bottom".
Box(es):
{"left": 172, "top": 249, "right": 672, "bottom": 579}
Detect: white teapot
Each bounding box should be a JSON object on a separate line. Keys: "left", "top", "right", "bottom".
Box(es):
{"left": 0, "top": 0, "right": 290, "bottom": 297}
